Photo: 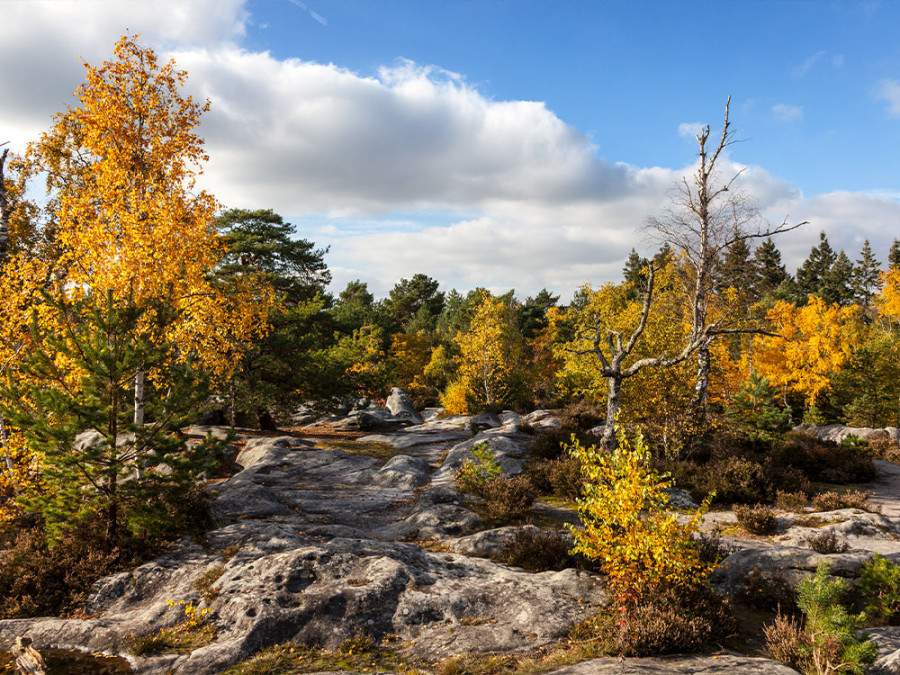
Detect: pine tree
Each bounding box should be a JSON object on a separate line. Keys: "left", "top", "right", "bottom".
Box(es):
{"left": 823, "top": 251, "right": 855, "bottom": 306}
{"left": 754, "top": 238, "right": 790, "bottom": 297}
{"left": 718, "top": 239, "right": 757, "bottom": 299}
{"left": 853, "top": 240, "right": 881, "bottom": 307}
{"left": 0, "top": 291, "right": 216, "bottom": 546}
{"left": 889, "top": 238, "right": 900, "bottom": 270}
{"left": 622, "top": 248, "right": 649, "bottom": 300}
{"left": 215, "top": 209, "right": 334, "bottom": 426}
{"left": 518, "top": 288, "right": 559, "bottom": 339}
{"left": 796, "top": 232, "right": 837, "bottom": 301}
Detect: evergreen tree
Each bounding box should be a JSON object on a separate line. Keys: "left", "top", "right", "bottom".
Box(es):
{"left": 332, "top": 280, "right": 380, "bottom": 333}
{"left": 217, "top": 209, "right": 330, "bottom": 303}
{"left": 753, "top": 238, "right": 790, "bottom": 297}
{"left": 718, "top": 239, "right": 757, "bottom": 297}
{"left": 796, "top": 232, "right": 837, "bottom": 302}
{"left": 216, "top": 209, "right": 336, "bottom": 427}
{"left": 889, "top": 238, "right": 900, "bottom": 270}
{"left": 853, "top": 240, "right": 881, "bottom": 307}
{"left": 823, "top": 251, "right": 856, "bottom": 306}
{"left": 384, "top": 274, "right": 444, "bottom": 333}
{"left": 0, "top": 291, "right": 216, "bottom": 546}
{"left": 518, "top": 288, "right": 559, "bottom": 339}
{"left": 622, "top": 248, "right": 649, "bottom": 299}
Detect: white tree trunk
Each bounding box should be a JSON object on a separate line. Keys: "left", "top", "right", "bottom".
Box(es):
{"left": 134, "top": 368, "right": 145, "bottom": 426}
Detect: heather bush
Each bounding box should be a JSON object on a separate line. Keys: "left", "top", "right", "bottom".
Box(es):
{"left": 738, "top": 566, "right": 798, "bottom": 613}
{"left": 734, "top": 503, "right": 778, "bottom": 535}
{"left": 478, "top": 475, "right": 536, "bottom": 525}
{"left": 805, "top": 530, "right": 850, "bottom": 555}
{"left": 497, "top": 527, "right": 576, "bottom": 572}
{"left": 776, "top": 490, "right": 809, "bottom": 512}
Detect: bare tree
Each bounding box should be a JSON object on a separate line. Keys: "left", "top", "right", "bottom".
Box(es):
{"left": 0, "top": 142, "right": 10, "bottom": 254}
{"left": 647, "top": 97, "right": 805, "bottom": 423}
{"left": 569, "top": 264, "right": 706, "bottom": 449}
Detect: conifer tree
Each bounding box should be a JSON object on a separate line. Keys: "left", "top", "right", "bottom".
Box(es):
{"left": 796, "top": 232, "right": 837, "bottom": 301}
{"left": 853, "top": 240, "right": 881, "bottom": 307}
{"left": 888, "top": 238, "right": 900, "bottom": 270}
{"left": 216, "top": 208, "right": 334, "bottom": 426}
{"left": 753, "top": 238, "right": 790, "bottom": 297}
{"left": 823, "top": 251, "right": 856, "bottom": 306}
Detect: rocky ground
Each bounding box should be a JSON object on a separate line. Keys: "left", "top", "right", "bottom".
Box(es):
{"left": 2, "top": 390, "right": 900, "bottom": 674}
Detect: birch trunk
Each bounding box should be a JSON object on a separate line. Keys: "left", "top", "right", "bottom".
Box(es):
{"left": 133, "top": 368, "right": 145, "bottom": 426}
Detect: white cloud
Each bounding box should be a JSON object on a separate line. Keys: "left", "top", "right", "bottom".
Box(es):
{"left": 793, "top": 51, "right": 844, "bottom": 77}
{"left": 878, "top": 79, "right": 900, "bottom": 116}
{"left": 678, "top": 122, "right": 705, "bottom": 138}
{"left": 771, "top": 103, "right": 803, "bottom": 122}
{"left": 0, "top": 0, "right": 248, "bottom": 147}
{"left": 2, "top": 0, "right": 897, "bottom": 301}
{"left": 173, "top": 48, "right": 630, "bottom": 216}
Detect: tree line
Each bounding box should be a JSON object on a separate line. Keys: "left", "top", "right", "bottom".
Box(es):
{"left": 1, "top": 36, "right": 899, "bottom": 554}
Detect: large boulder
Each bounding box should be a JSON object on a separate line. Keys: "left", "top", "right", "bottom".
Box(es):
{"left": 385, "top": 388, "right": 424, "bottom": 425}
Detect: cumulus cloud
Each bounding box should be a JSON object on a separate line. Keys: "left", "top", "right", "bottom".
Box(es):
{"left": 678, "top": 122, "right": 705, "bottom": 138}
{"left": 171, "top": 49, "right": 633, "bottom": 218}
{"left": 3, "top": 1, "right": 897, "bottom": 300}
{"left": 0, "top": 0, "right": 247, "bottom": 147}
{"left": 771, "top": 103, "right": 803, "bottom": 122}
{"left": 878, "top": 79, "right": 900, "bottom": 116}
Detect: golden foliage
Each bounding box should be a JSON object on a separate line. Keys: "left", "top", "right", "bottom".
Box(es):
{"left": 453, "top": 294, "right": 524, "bottom": 409}
{"left": 568, "top": 432, "right": 714, "bottom": 609}
{"left": 880, "top": 268, "right": 900, "bottom": 321}
{"left": 1, "top": 34, "right": 271, "bottom": 383}
{"left": 752, "top": 296, "right": 864, "bottom": 405}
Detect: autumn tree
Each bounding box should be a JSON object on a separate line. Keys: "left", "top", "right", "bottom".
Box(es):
{"left": 562, "top": 260, "right": 697, "bottom": 449}
{"left": 215, "top": 208, "right": 334, "bottom": 426}
{"left": 0, "top": 144, "right": 10, "bottom": 255}
{"left": 752, "top": 296, "right": 864, "bottom": 413}
{"left": 648, "top": 97, "right": 804, "bottom": 424}
{"left": 0, "top": 36, "right": 269, "bottom": 545}
{"left": 451, "top": 294, "right": 525, "bottom": 411}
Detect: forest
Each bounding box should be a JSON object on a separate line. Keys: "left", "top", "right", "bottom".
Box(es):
{"left": 2, "top": 34, "right": 900, "bottom": 675}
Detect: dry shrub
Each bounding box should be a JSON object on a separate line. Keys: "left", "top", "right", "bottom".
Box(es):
{"left": 525, "top": 455, "right": 583, "bottom": 500}
{"left": 547, "top": 456, "right": 583, "bottom": 501}
{"left": 694, "top": 529, "right": 735, "bottom": 566}
{"left": 805, "top": 530, "right": 850, "bottom": 555}
{"left": 529, "top": 428, "right": 597, "bottom": 461}
{"left": 707, "top": 457, "right": 773, "bottom": 504}
{"left": 869, "top": 438, "right": 900, "bottom": 462}
{"left": 813, "top": 490, "right": 873, "bottom": 512}
{"left": 479, "top": 475, "right": 536, "bottom": 525}
{"left": 619, "top": 585, "right": 737, "bottom": 656}
{"left": 557, "top": 400, "right": 605, "bottom": 431}
{"left": 764, "top": 612, "right": 810, "bottom": 672}
{"left": 734, "top": 503, "right": 778, "bottom": 535}
{"left": 497, "top": 528, "right": 575, "bottom": 572}
{"left": 776, "top": 490, "right": 809, "bottom": 512}
{"left": 0, "top": 519, "right": 150, "bottom": 619}
{"left": 738, "top": 567, "right": 798, "bottom": 612}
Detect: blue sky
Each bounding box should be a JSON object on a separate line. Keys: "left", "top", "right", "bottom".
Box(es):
{"left": 242, "top": 0, "right": 900, "bottom": 195}
{"left": 2, "top": 0, "right": 899, "bottom": 298}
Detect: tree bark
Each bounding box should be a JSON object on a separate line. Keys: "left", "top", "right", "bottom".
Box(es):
{"left": 133, "top": 368, "right": 145, "bottom": 426}
{"left": 0, "top": 146, "right": 10, "bottom": 254}
{"left": 0, "top": 412, "right": 20, "bottom": 496}
{"left": 601, "top": 375, "right": 623, "bottom": 450}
